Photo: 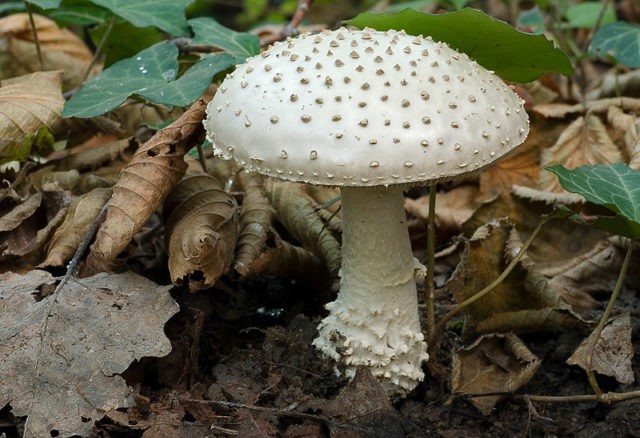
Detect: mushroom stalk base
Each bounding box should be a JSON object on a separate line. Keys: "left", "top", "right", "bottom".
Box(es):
{"left": 313, "top": 186, "right": 428, "bottom": 396}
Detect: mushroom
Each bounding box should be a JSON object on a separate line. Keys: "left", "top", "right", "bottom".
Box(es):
{"left": 203, "top": 27, "right": 529, "bottom": 396}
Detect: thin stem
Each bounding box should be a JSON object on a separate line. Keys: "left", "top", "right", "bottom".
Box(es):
{"left": 430, "top": 215, "right": 551, "bottom": 355}
{"left": 425, "top": 184, "right": 436, "bottom": 342}
{"left": 82, "top": 15, "right": 116, "bottom": 83}
{"left": 25, "top": 2, "right": 44, "bottom": 70}
{"left": 585, "top": 244, "right": 634, "bottom": 398}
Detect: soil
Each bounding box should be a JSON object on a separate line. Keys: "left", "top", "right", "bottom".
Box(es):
{"left": 4, "top": 271, "right": 638, "bottom": 438}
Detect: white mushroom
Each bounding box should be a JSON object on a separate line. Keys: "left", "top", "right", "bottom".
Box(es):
{"left": 203, "top": 27, "right": 529, "bottom": 396}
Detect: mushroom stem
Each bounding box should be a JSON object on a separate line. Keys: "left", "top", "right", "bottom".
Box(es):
{"left": 313, "top": 185, "right": 428, "bottom": 396}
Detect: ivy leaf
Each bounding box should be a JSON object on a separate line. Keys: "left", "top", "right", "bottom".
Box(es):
{"left": 48, "top": 4, "right": 112, "bottom": 26}
{"left": 90, "top": 0, "right": 193, "bottom": 36}
{"left": 190, "top": 17, "right": 260, "bottom": 60}
{"left": 345, "top": 8, "right": 573, "bottom": 82}
{"left": 26, "top": 0, "right": 60, "bottom": 8}
{"left": 63, "top": 41, "right": 236, "bottom": 118}
{"left": 562, "top": 2, "right": 616, "bottom": 29}
{"left": 548, "top": 163, "right": 640, "bottom": 231}
{"left": 590, "top": 22, "right": 640, "bottom": 68}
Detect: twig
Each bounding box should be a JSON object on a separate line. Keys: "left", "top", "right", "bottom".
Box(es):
{"left": 523, "top": 390, "right": 640, "bottom": 404}
{"left": 25, "top": 1, "right": 44, "bottom": 70}
{"left": 261, "top": 0, "right": 315, "bottom": 46}
{"left": 425, "top": 184, "right": 437, "bottom": 342}
{"left": 584, "top": 244, "right": 634, "bottom": 398}
{"left": 81, "top": 14, "right": 116, "bottom": 83}
{"left": 179, "top": 398, "right": 326, "bottom": 423}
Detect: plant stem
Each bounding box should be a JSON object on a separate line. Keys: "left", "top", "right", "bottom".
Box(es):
{"left": 82, "top": 15, "right": 116, "bottom": 83}
{"left": 585, "top": 243, "right": 634, "bottom": 398}
{"left": 25, "top": 1, "right": 44, "bottom": 70}
{"left": 425, "top": 184, "right": 436, "bottom": 342}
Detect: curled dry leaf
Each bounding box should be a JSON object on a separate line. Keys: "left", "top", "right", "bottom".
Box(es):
{"left": 451, "top": 333, "right": 541, "bottom": 415}
{"left": 539, "top": 114, "right": 623, "bottom": 193}
{"left": 0, "top": 270, "right": 178, "bottom": 438}
{"left": 0, "top": 71, "right": 64, "bottom": 163}
{"left": 567, "top": 313, "right": 634, "bottom": 385}
{"left": 54, "top": 138, "right": 133, "bottom": 172}
{"left": 246, "top": 228, "right": 328, "bottom": 284}
{"left": 164, "top": 171, "right": 238, "bottom": 291}
{"left": 0, "top": 13, "right": 98, "bottom": 88}
{"left": 40, "top": 188, "right": 112, "bottom": 268}
{"left": 234, "top": 172, "right": 274, "bottom": 276}
{"left": 84, "top": 98, "right": 209, "bottom": 275}
{"left": 264, "top": 179, "right": 341, "bottom": 276}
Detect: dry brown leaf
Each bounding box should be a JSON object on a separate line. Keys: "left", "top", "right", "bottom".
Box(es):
{"left": 0, "top": 270, "right": 178, "bottom": 438}
{"left": 264, "top": 179, "right": 341, "bottom": 276}
{"left": 0, "top": 71, "right": 64, "bottom": 161}
{"left": 84, "top": 98, "right": 209, "bottom": 275}
{"left": 450, "top": 218, "right": 587, "bottom": 335}
{"left": 40, "top": 188, "right": 112, "bottom": 268}
{"left": 539, "top": 114, "right": 623, "bottom": 192}
{"left": 607, "top": 106, "right": 640, "bottom": 169}
{"left": 164, "top": 171, "right": 238, "bottom": 290}
{"left": 234, "top": 172, "right": 274, "bottom": 276}
{"left": 405, "top": 185, "right": 481, "bottom": 233}
{"left": 54, "top": 138, "right": 133, "bottom": 172}
{"left": 0, "top": 192, "right": 42, "bottom": 232}
{"left": 567, "top": 313, "right": 634, "bottom": 385}
{"left": 0, "top": 13, "right": 98, "bottom": 88}
{"left": 451, "top": 333, "right": 541, "bottom": 415}
{"left": 246, "top": 228, "right": 328, "bottom": 284}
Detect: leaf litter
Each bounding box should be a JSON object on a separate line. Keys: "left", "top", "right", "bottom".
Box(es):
{"left": 2, "top": 3, "right": 640, "bottom": 437}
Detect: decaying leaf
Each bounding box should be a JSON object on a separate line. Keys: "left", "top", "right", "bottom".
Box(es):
{"left": 607, "top": 105, "right": 640, "bottom": 169}
{"left": 450, "top": 219, "right": 586, "bottom": 335}
{"left": 40, "top": 188, "right": 113, "bottom": 268}
{"left": 0, "top": 71, "right": 64, "bottom": 163}
{"left": 451, "top": 333, "right": 541, "bottom": 415}
{"left": 246, "top": 228, "right": 328, "bottom": 284}
{"left": 234, "top": 172, "right": 274, "bottom": 276}
{"left": 0, "top": 13, "right": 98, "bottom": 88}
{"left": 405, "top": 185, "right": 481, "bottom": 233}
{"left": 164, "top": 171, "right": 238, "bottom": 290}
{"left": 84, "top": 98, "right": 209, "bottom": 275}
{"left": 0, "top": 269, "right": 178, "bottom": 438}
{"left": 539, "top": 114, "right": 623, "bottom": 193}
{"left": 567, "top": 313, "right": 634, "bottom": 385}
{"left": 264, "top": 179, "right": 341, "bottom": 276}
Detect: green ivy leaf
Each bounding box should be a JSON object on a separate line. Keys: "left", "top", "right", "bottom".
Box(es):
{"left": 90, "top": 0, "right": 193, "bottom": 36}
{"left": 190, "top": 17, "right": 260, "bottom": 60}
{"left": 590, "top": 22, "right": 640, "bottom": 68}
{"left": 26, "top": 0, "right": 61, "bottom": 8}
{"left": 63, "top": 41, "right": 236, "bottom": 117}
{"left": 562, "top": 2, "right": 616, "bottom": 29}
{"left": 345, "top": 8, "right": 573, "bottom": 82}
{"left": 0, "top": 2, "right": 24, "bottom": 13}
{"left": 48, "top": 4, "right": 112, "bottom": 26}
{"left": 548, "top": 163, "right": 640, "bottom": 227}
{"left": 89, "top": 20, "right": 164, "bottom": 67}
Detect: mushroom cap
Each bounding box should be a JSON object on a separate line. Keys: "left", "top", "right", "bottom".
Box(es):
{"left": 204, "top": 27, "right": 529, "bottom": 187}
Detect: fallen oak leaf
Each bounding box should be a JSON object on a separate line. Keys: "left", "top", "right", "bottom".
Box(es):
{"left": 0, "top": 270, "right": 178, "bottom": 438}
{"left": 84, "top": 98, "right": 209, "bottom": 275}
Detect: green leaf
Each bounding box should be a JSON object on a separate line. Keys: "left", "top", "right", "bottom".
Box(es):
{"left": 548, "top": 163, "right": 640, "bottom": 227}
{"left": 63, "top": 41, "right": 237, "bottom": 117}
{"left": 89, "top": 21, "right": 164, "bottom": 67}
{"left": 517, "top": 7, "right": 545, "bottom": 35}
{"left": 562, "top": 2, "right": 616, "bottom": 29}
{"left": 190, "top": 17, "right": 260, "bottom": 60}
{"left": 90, "top": 0, "right": 193, "bottom": 36}
{"left": 590, "top": 22, "right": 640, "bottom": 68}
{"left": 0, "top": 2, "right": 24, "bottom": 13}
{"left": 48, "top": 4, "right": 112, "bottom": 26}
{"left": 345, "top": 8, "right": 573, "bottom": 82}
{"left": 26, "top": 0, "right": 60, "bottom": 8}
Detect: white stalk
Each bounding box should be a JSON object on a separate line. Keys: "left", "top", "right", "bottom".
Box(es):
{"left": 313, "top": 185, "right": 428, "bottom": 396}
